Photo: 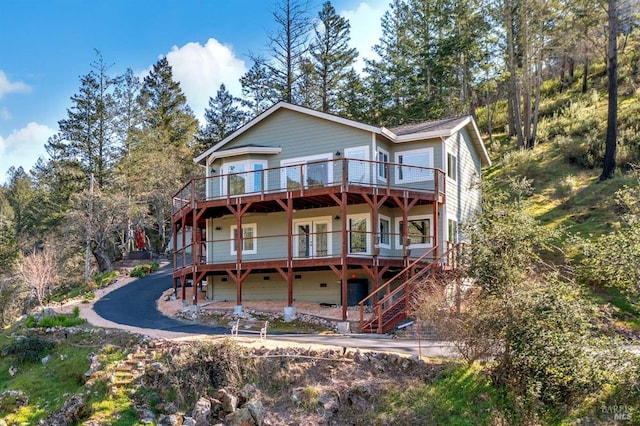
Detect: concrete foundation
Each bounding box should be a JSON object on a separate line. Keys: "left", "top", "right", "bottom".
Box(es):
{"left": 336, "top": 321, "right": 351, "bottom": 334}
{"left": 284, "top": 306, "right": 297, "bottom": 322}
{"left": 233, "top": 305, "right": 243, "bottom": 315}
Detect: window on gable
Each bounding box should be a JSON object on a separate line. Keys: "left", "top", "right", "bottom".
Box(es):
{"left": 230, "top": 223, "right": 257, "bottom": 255}
{"left": 447, "top": 153, "right": 457, "bottom": 181}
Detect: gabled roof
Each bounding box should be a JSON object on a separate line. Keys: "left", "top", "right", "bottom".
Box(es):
{"left": 194, "top": 102, "right": 491, "bottom": 167}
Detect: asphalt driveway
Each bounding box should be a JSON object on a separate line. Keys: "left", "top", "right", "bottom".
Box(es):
{"left": 93, "top": 264, "right": 229, "bottom": 335}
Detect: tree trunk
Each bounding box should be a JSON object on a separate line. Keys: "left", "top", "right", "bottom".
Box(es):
{"left": 529, "top": 55, "right": 543, "bottom": 149}
{"left": 505, "top": 0, "right": 525, "bottom": 148}
{"left": 582, "top": 58, "right": 589, "bottom": 93}
{"left": 600, "top": 0, "right": 618, "bottom": 181}
{"left": 92, "top": 242, "right": 113, "bottom": 273}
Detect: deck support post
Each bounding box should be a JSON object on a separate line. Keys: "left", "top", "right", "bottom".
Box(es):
{"left": 341, "top": 191, "right": 348, "bottom": 321}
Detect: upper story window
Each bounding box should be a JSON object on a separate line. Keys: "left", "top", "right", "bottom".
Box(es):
{"left": 447, "top": 152, "right": 457, "bottom": 181}
{"left": 395, "top": 148, "right": 434, "bottom": 183}
{"left": 281, "top": 153, "right": 333, "bottom": 190}
{"left": 377, "top": 148, "right": 389, "bottom": 180}
{"left": 222, "top": 160, "right": 267, "bottom": 195}
{"left": 345, "top": 146, "right": 370, "bottom": 184}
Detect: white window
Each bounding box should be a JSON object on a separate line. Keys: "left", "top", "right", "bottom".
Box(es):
{"left": 378, "top": 214, "right": 391, "bottom": 249}
{"left": 447, "top": 152, "right": 457, "bottom": 181}
{"left": 448, "top": 219, "right": 458, "bottom": 243}
{"left": 344, "top": 146, "right": 370, "bottom": 183}
{"left": 395, "top": 148, "right": 434, "bottom": 183}
{"left": 293, "top": 217, "right": 332, "bottom": 258}
{"left": 397, "top": 215, "right": 433, "bottom": 248}
{"left": 230, "top": 223, "right": 257, "bottom": 255}
{"left": 222, "top": 160, "right": 267, "bottom": 195}
{"left": 377, "top": 148, "right": 389, "bottom": 180}
{"left": 348, "top": 213, "right": 371, "bottom": 254}
{"left": 281, "top": 153, "right": 333, "bottom": 190}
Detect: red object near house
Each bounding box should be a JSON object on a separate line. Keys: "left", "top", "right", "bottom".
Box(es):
{"left": 136, "top": 229, "right": 144, "bottom": 250}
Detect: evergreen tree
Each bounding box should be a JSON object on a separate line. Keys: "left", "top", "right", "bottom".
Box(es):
{"left": 365, "top": 0, "right": 413, "bottom": 125}
{"left": 134, "top": 57, "right": 199, "bottom": 252}
{"left": 198, "top": 84, "right": 247, "bottom": 148}
{"left": 296, "top": 57, "right": 321, "bottom": 109}
{"left": 309, "top": 1, "right": 358, "bottom": 113}
{"left": 57, "top": 51, "right": 119, "bottom": 188}
{"left": 335, "top": 69, "right": 369, "bottom": 122}
{"left": 136, "top": 57, "right": 198, "bottom": 151}
{"left": 267, "top": 0, "right": 311, "bottom": 103}
{"left": 240, "top": 57, "right": 279, "bottom": 116}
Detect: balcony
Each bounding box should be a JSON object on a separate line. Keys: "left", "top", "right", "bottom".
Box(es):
{"left": 173, "top": 229, "right": 436, "bottom": 272}
{"left": 172, "top": 158, "right": 446, "bottom": 214}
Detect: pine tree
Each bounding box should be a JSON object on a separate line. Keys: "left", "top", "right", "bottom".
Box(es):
{"left": 267, "top": 0, "right": 311, "bottom": 103}
{"left": 134, "top": 57, "right": 199, "bottom": 252}
{"left": 309, "top": 1, "right": 358, "bottom": 113}
{"left": 57, "top": 51, "right": 119, "bottom": 188}
{"left": 240, "top": 57, "right": 278, "bottom": 116}
{"left": 198, "top": 84, "right": 247, "bottom": 148}
{"left": 136, "top": 57, "right": 198, "bottom": 151}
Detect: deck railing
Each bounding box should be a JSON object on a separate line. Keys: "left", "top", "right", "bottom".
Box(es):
{"left": 172, "top": 158, "right": 445, "bottom": 214}
{"left": 172, "top": 230, "right": 436, "bottom": 269}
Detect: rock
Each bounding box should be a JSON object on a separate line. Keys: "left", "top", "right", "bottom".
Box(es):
{"left": 182, "top": 417, "right": 197, "bottom": 426}
{"left": 164, "top": 401, "right": 179, "bottom": 414}
{"left": 157, "top": 414, "right": 180, "bottom": 425}
{"left": 216, "top": 388, "right": 239, "bottom": 413}
{"left": 225, "top": 407, "right": 257, "bottom": 426}
{"left": 244, "top": 399, "right": 265, "bottom": 425}
{"left": 318, "top": 391, "right": 340, "bottom": 413}
{"left": 41, "top": 354, "right": 51, "bottom": 366}
{"left": 139, "top": 408, "right": 155, "bottom": 424}
{"left": 149, "top": 361, "right": 165, "bottom": 372}
{"left": 41, "top": 393, "right": 87, "bottom": 426}
{"left": 192, "top": 396, "right": 212, "bottom": 425}
{"left": 0, "top": 390, "right": 29, "bottom": 411}
{"left": 8, "top": 366, "right": 17, "bottom": 376}
{"left": 239, "top": 383, "right": 262, "bottom": 403}
{"left": 209, "top": 398, "right": 223, "bottom": 416}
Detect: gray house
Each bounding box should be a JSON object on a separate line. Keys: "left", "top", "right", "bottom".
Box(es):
{"left": 171, "top": 102, "right": 490, "bottom": 330}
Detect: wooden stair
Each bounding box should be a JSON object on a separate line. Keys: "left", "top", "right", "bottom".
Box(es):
{"left": 359, "top": 243, "right": 463, "bottom": 334}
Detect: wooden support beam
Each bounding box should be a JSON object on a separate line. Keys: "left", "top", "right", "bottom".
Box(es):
{"left": 341, "top": 191, "right": 348, "bottom": 321}
{"left": 287, "top": 197, "right": 294, "bottom": 306}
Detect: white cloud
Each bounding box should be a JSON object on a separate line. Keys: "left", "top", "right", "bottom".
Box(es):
{"left": 0, "top": 70, "right": 31, "bottom": 99}
{"left": 340, "top": 1, "right": 387, "bottom": 72}
{"left": 0, "top": 122, "right": 56, "bottom": 181}
{"left": 0, "top": 107, "right": 10, "bottom": 120}
{"left": 165, "top": 38, "right": 247, "bottom": 123}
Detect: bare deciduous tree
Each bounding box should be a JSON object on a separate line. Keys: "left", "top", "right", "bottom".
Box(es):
{"left": 19, "top": 247, "right": 60, "bottom": 308}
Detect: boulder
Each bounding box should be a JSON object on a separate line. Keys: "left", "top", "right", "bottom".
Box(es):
{"left": 216, "top": 388, "right": 239, "bottom": 413}
{"left": 192, "top": 396, "right": 212, "bottom": 425}
{"left": 225, "top": 407, "right": 256, "bottom": 426}
{"left": 157, "top": 414, "right": 180, "bottom": 425}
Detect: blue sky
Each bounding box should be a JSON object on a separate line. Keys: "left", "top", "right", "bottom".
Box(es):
{"left": 0, "top": 0, "right": 387, "bottom": 184}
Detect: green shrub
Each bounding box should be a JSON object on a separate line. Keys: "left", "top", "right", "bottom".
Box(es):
{"left": 93, "top": 270, "right": 120, "bottom": 288}
{"left": 37, "top": 314, "right": 86, "bottom": 328}
{"left": 25, "top": 312, "right": 86, "bottom": 328}
{"left": 24, "top": 315, "right": 37, "bottom": 328}
{"left": 130, "top": 262, "right": 160, "bottom": 278}
{"left": 4, "top": 335, "right": 55, "bottom": 364}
